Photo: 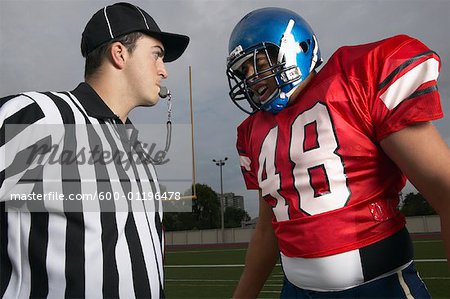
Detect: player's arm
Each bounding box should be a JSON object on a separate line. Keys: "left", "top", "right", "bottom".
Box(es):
{"left": 233, "top": 190, "right": 279, "bottom": 299}
{"left": 380, "top": 121, "right": 450, "bottom": 269}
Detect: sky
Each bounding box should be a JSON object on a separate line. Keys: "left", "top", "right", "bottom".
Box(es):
{"left": 1, "top": 0, "right": 449, "bottom": 218}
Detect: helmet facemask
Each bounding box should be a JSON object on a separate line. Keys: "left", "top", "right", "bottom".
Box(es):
{"left": 227, "top": 43, "right": 301, "bottom": 114}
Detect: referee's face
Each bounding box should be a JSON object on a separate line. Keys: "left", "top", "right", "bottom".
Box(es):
{"left": 125, "top": 35, "right": 168, "bottom": 107}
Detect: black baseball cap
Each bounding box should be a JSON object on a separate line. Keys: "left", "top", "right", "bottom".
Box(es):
{"left": 81, "top": 2, "right": 189, "bottom": 62}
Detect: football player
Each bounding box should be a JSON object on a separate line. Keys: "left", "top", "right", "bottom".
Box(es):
{"left": 226, "top": 7, "right": 450, "bottom": 298}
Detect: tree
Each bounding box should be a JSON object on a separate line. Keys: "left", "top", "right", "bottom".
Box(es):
{"left": 224, "top": 206, "right": 251, "bottom": 228}
{"left": 400, "top": 192, "right": 436, "bottom": 216}
{"left": 163, "top": 183, "right": 220, "bottom": 231}
{"left": 192, "top": 184, "right": 221, "bottom": 229}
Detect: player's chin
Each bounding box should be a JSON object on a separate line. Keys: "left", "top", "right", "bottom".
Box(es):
{"left": 253, "top": 89, "right": 274, "bottom": 106}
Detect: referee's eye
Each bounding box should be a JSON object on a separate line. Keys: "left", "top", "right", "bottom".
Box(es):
{"left": 151, "top": 47, "right": 165, "bottom": 61}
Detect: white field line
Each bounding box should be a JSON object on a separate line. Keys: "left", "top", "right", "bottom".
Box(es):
{"left": 166, "top": 279, "right": 237, "bottom": 282}
{"left": 412, "top": 240, "right": 442, "bottom": 243}
{"left": 166, "top": 279, "right": 281, "bottom": 283}
{"left": 166, "top": 277, "right": 449, "bottom": 282}
{"left": 167, "top": 248, "right": 247, "bottom": 254}
{"left": 165, "top": 259, "right": 447, "bottom": 268}
{"left": 415, "top": 259, "right": 447, "bottom": 262}
{"left": 166, "top": 240, "right": 440, "bottom": 254}
{"left": 165, "top": 264, "right": 245, "bottom": 268}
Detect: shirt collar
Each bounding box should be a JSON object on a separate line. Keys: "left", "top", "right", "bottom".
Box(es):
{"left": 72, "top": 82, "right": 128, "bottom": 121}
{"left": 71, "top": 82, "right": 137, "bottom": 141}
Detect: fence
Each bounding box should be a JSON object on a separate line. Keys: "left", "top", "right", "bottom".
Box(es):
{"left": 165, "top": 215, "right": 441, "bottom": 246}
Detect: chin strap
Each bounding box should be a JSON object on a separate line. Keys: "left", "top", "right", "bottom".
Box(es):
{"left": 261, "top": 93, "right": 289, "bottom": 114}
{"left": 261, "top": 83, "right": 300, "bottom": 114}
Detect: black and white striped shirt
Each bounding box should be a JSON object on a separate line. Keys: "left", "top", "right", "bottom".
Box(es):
{"left": 0, "top": 83, "right": 164, "bottom": 298}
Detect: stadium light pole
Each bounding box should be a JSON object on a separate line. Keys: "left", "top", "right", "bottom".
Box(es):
{"left": 212, "top": 157, "right": 227, "bottom": 243}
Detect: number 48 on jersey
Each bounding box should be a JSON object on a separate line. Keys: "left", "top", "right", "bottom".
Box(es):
{"left": 258, "top": 102, "right": 350, "bottom": 221}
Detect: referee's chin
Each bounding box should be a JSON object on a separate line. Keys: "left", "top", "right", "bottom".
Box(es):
{"left": 139, "top": 98, "right": 160, "bottom": 107}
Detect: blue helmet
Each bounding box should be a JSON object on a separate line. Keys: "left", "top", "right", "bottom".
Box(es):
{"left": 226, "top": 7, "right": 322, "bottom": 114}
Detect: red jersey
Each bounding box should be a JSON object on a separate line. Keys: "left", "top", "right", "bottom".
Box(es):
{"left": 237, "top": 35, "right": 442, "bottom": 258}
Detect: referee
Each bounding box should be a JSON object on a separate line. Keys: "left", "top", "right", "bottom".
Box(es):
{"left": 0, "top": 2, "right": 189, "bottom": 298}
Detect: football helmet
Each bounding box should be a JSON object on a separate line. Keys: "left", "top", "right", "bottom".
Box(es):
{"left": 226, "top": 7, "right": 322, "bottom": 114}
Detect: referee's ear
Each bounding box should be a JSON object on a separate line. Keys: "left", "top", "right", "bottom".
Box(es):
{"left": 109, "top": 42, "right": 128, "bottom": 70}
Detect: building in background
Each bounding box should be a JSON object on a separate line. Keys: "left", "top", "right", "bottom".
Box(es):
{"left": 223, "top": 192, "right": 245, "bottom": 210}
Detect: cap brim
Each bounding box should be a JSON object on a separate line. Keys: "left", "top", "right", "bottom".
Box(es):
{"left": 156, "top": 32, "right": 190, "bottom": 63}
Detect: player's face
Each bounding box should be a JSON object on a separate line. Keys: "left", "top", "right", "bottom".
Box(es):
{"left": 239, "top": 51, "right": 278, "bottom": 105}
{"left": 125, "top": 35, "right": 168, "bottom": 107}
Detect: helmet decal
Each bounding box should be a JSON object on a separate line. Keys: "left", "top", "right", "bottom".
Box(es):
{"left": 278, "top": 19, "right": 302, "bottom": 83}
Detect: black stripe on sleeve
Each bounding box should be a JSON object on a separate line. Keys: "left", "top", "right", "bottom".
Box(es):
{"left": 404, "top": 85, "right": 438, "bottom": 101}
{"left": 378, "top": 51, "right": 436, "bottom": 91}
{"left": 0, "top": 101, "right": 46, "bottom": 148}
{"left": 0, "top": 95, "right": 20, "bottom": 109}
{"left": 2, "top": 135, "right": 53, "bottom": 186}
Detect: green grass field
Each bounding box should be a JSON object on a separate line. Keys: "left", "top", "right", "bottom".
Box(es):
{"left": 165, "top": 239, "right": 449, "bottom": 299}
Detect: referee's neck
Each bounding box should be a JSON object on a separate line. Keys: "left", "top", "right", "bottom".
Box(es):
{"left": 85, "top": 76, "right": 132, "bottom": 123}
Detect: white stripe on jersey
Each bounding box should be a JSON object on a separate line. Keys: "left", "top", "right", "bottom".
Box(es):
{"left": 380, "top": 58, "right": 439, "bottom": 110}
{"left": 239, "top": 155, "right": 251, "bottom": 171}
